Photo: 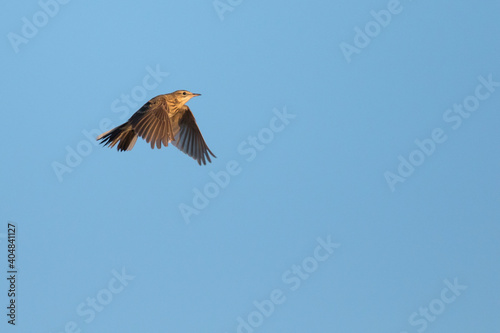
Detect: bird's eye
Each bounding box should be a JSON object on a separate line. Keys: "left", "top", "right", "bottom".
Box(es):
{"left": 183, "top": 92, "right": 187, "bottom": 95}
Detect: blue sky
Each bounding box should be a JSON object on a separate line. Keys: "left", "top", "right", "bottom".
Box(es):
{"left": 1, "top": 1, "right": 500, "bottom": 332}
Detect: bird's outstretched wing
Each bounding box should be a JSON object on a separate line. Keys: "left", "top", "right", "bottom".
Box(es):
{"left": 171, "top": 106, "right": 216, "bottom": 165}
{"left": 128, "top": 97, "right": 174, "bottom": 149}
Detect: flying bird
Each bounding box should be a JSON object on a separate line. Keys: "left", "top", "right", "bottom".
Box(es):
{"left": 96, "top": 90, "right": 215, "bottom": 165}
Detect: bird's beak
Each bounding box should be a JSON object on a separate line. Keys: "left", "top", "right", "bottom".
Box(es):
{"left": 192, "top": 93, "right": 201, "bottom": 97}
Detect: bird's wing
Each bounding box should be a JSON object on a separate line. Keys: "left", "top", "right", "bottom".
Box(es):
{"left": 171, "top": 106, "right": 216, "bottom": 165}
{"left": 128, "top": 97, "right": 174, "bottom": 149}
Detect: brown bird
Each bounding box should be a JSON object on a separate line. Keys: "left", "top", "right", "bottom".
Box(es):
{"left": 96, "top": 90, "right": 215, "bottom": 165}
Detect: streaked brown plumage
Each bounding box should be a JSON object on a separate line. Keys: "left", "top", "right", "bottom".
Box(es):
{"left": 96, "top": 90, "right": 215, "bottom": 165}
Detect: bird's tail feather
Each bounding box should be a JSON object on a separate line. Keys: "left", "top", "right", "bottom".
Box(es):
{"left": 97, "top": 122, "right": 138, "bottom": 151}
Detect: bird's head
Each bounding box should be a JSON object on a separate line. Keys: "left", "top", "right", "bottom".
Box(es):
{"left": 172, "top": 90, "right": 201, "bottom": 105}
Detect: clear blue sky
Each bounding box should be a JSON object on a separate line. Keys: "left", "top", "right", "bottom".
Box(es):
{"left": 1, "top": 1, "right": 500, "bottom": 332}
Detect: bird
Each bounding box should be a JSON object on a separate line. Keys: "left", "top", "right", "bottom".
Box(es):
{"left": 96, "top": 90, "right": 216, "bottom": 165}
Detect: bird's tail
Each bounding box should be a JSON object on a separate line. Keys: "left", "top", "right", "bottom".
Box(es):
{"left": 96, "top": 122, "right": 138, "bottom": 151}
